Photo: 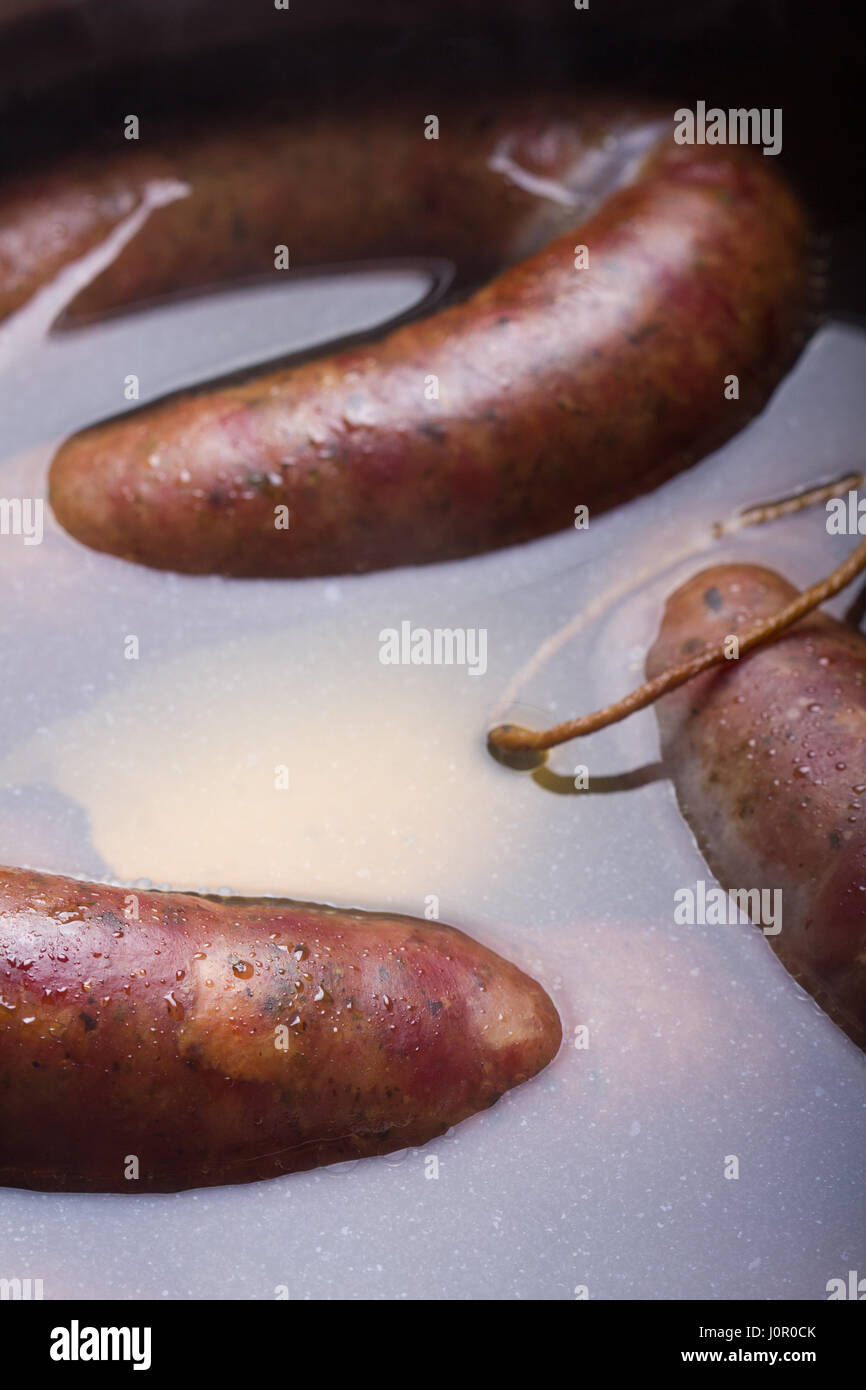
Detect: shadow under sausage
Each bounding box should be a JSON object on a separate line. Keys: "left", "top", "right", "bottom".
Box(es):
{"left": 531, "top": 760, "right": 666, "bottom": 796}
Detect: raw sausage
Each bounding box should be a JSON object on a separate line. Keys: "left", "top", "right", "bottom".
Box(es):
{"left": 16, "top": 97, "right": 808, "bottom": 574}
{"left": 0, "top": 864, "right": 561, "bottom": 1191}
{"left": 2, "top": 99, "right": 628, "bottom": 325}
{"left": 646, "top": 563, "right": 866, "bottom": 1049}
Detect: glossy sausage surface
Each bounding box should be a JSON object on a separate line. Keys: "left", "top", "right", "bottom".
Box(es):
{"left": 11, "top": 96, "right": 807, "bottom": 575}
{"left": 0, "top": 865, "right": 561, "bottom": 1191}
{"left": 646, "top": 564, "right": 866, "bottom": 1048}
{"left": 3, "top": 98, "right": 625, "bottom": 324}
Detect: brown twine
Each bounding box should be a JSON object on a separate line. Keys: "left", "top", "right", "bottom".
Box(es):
{"left": 488, "top": 531, "right": 866, "bottom": 757}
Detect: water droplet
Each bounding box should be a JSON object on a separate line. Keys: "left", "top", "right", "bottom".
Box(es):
{"left": 165, "top": 991, "right": 185, "bottom": 1020}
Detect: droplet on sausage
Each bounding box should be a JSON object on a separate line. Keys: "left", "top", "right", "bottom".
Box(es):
{"left": 165, "top": 991, "right": 185, "bottom": 1021}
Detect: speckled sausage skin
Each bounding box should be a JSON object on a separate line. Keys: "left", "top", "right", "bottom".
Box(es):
{"left": 646, "top": 564, "right": 866, "bottom": 1049}
{"left": 0, "top": 866, "right": 561, "bottom": 1192}
{"left": 34, "top": 98, "right": 807, "bottom": 576}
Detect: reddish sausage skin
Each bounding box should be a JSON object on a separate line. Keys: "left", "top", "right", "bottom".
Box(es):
{"left": 0, "top": 866, "right": 561, "bottom": 1192}
{"left": 647, "top": 565, "right": 866, "bottom": 1049}
{"left": 0, "top": 99, "right": 635, "bottom": 326}
{"left": 33, "top": 99, "right": 806, "bottom": 576}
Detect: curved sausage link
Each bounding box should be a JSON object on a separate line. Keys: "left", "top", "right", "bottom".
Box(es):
{"left": 0, "top": 96, "right": 806, "bottom": 575}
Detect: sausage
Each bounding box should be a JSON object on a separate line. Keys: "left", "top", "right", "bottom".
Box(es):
{"left": 646, "top": 564, "right": 866, "bottom": 1049}
{"left": 0, "top": 864, "right": 561, "bottom": 1191}
{"left": 2, "top": 98, "right": 621, "bottom": 325}
{"left": 23, "top": 96, "right": 805, "bottom": 576}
